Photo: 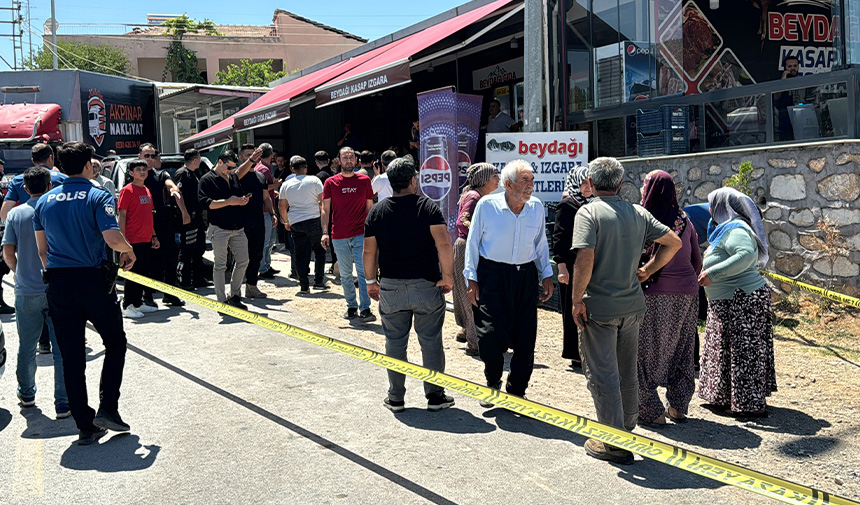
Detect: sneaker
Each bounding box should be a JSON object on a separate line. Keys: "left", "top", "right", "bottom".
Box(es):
{"left": 383, "top": 397, "right": 405, "bottom": 413}
{"left": 0, "top": 303, "right": 14, "bottom": 314}
{"left": 267, "top": 267, "right": 280, "bottom": 275}
{"left": 137, "top": 303, "right": 158, "bottom": 313}
{"left": 259, "top": 270, "right": 276, "bottom": 279}
{"left": 142, "top": 295, "right": 157, "bottom": 308}
{"left": 358, "top": 309, "right": 377, "bottom": 323}
{"left": 38, "top": 342, "right": 52, "bottom": 354}
{"left": 343, "top": 307, "right": 359, "bottom": 320}
{"left": 584, "top": 439, "right": 634, "bottom": 465}
{"left": 227, "top": 296, "right": 248, "bottom": 311}
{"left": 297, "top": 286, "right": 311, "bottom": 295}
{"left": 93, "top": 409, "right": 130, "bottom": 432}
{"left": 77, "top": 427, "right": 107, "bottom": 446}
{"left": 122, "top": 305, "right": 144, "bottom": 319}
{"left": 56, "top": 403, "right": 71, "bottom": 419}
{"left": 312, "top": 282, "right": 330, "bottom": 290}
{"left": 245, "top": 284, "right": 268, "bottom": 299}
{"left": 17, "top": 392, "right": 35, "bottom": 407}
{"left": 288, "top": 272, "right": 299, "bottom": 280}
{"left": 427, "top": 392, "right": 455, "bottom": 411}
{"left": 163, "top": 295, "right": 185, "bottom": 307}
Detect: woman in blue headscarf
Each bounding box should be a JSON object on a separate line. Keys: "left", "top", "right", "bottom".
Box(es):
{"left": 552, "top": 165, "right": 591, "bottom": 369}
{"left": 697, "top": 187, "right": 776, "bottom": 418}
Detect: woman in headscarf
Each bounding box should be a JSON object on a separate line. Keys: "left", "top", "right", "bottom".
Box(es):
{"left": 698, "top": 187, "right": 776, "bottom": 418}
{"left": 553, "top": 165, "right": 591, "bottom": 369}
{"left": 636, "top": 170, "right": 702, "bottom": 425}
{"left": 452, "top": 163, "right": 500, "bottom": 356}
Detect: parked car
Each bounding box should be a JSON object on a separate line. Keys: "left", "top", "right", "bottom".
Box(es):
{"left": 102, "top": 154, "right": 213, "bottom": 191}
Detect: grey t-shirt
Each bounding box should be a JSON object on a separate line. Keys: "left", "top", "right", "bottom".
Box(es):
{"left": 2, "top": 198, "right": 46, "bottom": 296}
{"left": 571, "top": 195, "right": 670, "bottom": 319}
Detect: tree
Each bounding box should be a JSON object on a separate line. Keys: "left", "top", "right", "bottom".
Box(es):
{"left": 24, "top": 42, "right": 131, "bottom": 76}
{"left": 213, "top": 60, "right": 286, "bottom": 87}
{"left": 161, "top": 14, "right": 219, "bottom": 84}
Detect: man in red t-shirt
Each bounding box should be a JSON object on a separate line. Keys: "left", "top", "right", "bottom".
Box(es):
{"left": 118, "top": 160, "right": 160, "bottom": 319}
{"left": 321, "top": 147, "right": 375, "bottom": 322}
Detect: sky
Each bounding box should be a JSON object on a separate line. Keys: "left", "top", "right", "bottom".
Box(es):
{"left": 0, "top": 0, "right": 466, "bottom": 72}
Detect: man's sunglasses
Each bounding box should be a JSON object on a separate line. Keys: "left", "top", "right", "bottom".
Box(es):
{"left": 143, "top": 153, "right": 160, "bottom": 159}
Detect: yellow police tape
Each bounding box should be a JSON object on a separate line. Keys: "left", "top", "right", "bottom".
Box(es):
{"left": 119, "top": 270, "right": 858, "bottom": 505}
{"left": 762, "top": 270, "right": 860, "bottom": 309}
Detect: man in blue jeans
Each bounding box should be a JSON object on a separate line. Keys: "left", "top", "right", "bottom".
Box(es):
{"left": 321, "top": 147, "right": 376, "bottom": 322}
{"left": 363, "top": 158, "right": 455, "bottom": 411}
{"left": 1, "top": 166, "right": 69, "bottom": 418}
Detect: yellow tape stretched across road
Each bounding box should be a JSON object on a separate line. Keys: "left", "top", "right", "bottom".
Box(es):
{"left": 762, "top": 270, "right": 860, "bottom": 309}
{"left": 119, "top": 270, "right": 858, "bottom": 505}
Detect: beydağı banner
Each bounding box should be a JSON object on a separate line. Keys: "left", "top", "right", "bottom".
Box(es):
{"left": 485, "top": 131, "right": 589, "bottom": 203}
{"left": 417, "top": 88, "right": 483, "bottom": 239}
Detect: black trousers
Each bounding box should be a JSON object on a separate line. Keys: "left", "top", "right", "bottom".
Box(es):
{"left": 47, "top": 268, "right": 126, "bottom": 431}
{"left": 290, "top": 219, "right": 326, "bottom": 289}
{"left": 473, "top": 258, "right": 539, "bottom": 396}
{"left": 557, "top": 267, "right": 580, "bottom": 362}
{"left": 123, "top": 242, "right": 152, "bottom": 308}
{"left": 244, "top": 222, "right": 264, "bottom": 285}
{"left": 178, "top": 216, "right": 207, "bottom": 286}
{"left": 150, "top": 213, "right": 178, "bottom": 290}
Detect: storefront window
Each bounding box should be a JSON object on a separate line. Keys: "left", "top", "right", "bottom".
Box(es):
{"left": 772, "top": 82, "right": 849, "bottom": 142}
{"left": 564, "top": 0, "right": 593, "bottom": 112}
{"left": 597, "top": 116, "right": 626, "bottom": 156}
{"left": 703, "top": 94, "right": 766, "bottom": 149}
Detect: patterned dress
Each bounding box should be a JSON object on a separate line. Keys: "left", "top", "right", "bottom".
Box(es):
{"left": 698, "top": 286, "right": 777, "bottom": 413}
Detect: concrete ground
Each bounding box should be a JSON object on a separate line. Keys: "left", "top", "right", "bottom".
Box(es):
{"left": 0, "top": 282, "right": 748, "bottom": 505}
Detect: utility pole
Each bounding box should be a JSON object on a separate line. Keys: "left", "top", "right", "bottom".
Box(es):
{"left": 26, "top": 0, "right": 31, "bottom": 61}
{"left": 50, "top": 0, "right": 57, "bottom": 69}
{"left": 0, "top": 1, "right": 24, "bottom": 69}
{"left": 523, "top": 0, "right": 544, "bottom": 132}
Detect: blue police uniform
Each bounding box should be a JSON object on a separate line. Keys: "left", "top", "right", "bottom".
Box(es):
{"left": 4, "top": 166, "right": 67, "bottom": 204}
{"left": 33, "top": 176, "right": 127, "bottom": 432}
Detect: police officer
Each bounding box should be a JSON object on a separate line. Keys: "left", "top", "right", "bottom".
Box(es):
{"left": 34, "top": 141, "right": 136, "bottom": 446}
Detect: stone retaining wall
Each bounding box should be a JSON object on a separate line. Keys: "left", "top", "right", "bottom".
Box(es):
{"left": 616, "top": 140, "right": 860, "bottom": 295}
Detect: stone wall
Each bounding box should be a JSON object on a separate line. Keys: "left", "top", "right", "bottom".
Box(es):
{"left": 617, "top": 140, "right": 860, "bottom": 295}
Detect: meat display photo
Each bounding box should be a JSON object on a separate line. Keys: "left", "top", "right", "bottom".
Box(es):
{"left": 698, "top": 48, "right": 756, "bottom": 93}
{"left": 680, "top": 2, "right": 722, "bottom": 80}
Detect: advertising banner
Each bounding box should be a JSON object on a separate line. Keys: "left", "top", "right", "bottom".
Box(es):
{"left": 485, "top": 131, "right": 589, "bottom": 203}
{"left": 79, "top": 73, "right": 157, "bottom": 156}
{"left": 455, "top": 93, "right": 483, "bottom": 192}
{"left": 624, "top": 41, "right": 657, "bottom": 102}
{"left": 655, "top": 0, "right": 839, "bottom": 96}
{"left": 417, "top": 88, "right": 483, "bottom": 239}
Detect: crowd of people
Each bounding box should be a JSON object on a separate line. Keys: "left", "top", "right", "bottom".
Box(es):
{"left": 0, "top": 141, "right": 777, "bottom": 463}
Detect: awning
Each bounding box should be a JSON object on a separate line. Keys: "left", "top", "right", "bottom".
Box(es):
{"left": 184, "top": 118, "right": 235, "bottom": 151}
{"left": 0, "top": 103, "right": 63, "bottom": 143}
{"left": 314, "top": 0, "right": 515, "bottom": 108}
{"left": 180, "top": 39, "right": 419, "bottom": 150}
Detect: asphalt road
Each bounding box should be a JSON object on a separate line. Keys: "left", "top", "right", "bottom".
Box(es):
{"left": 0, "top": 285, "right": 744, "bottom": 505}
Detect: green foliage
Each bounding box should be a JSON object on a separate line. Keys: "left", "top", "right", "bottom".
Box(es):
{"left": 213, "top": 59, "right": 286, "bottom": 87}
{"left": 161, "top": 14, "right": 220, "bottom": 39}
{"left": 163, "top": 41, "right": 204, "bottom": 83}
{"left": 24, "top": 42, "right": 130, "bottom": 76}
{"left": 725, "top": 160, "right": 754, "bottom": 196}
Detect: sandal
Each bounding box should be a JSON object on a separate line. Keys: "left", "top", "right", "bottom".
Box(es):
{"left": 666, "top": 408, "right": 688, "bottom": 424}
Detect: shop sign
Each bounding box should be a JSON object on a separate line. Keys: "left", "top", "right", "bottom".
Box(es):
{"left": 233, "top": 100, "right": 290, "bottom": 131}
{"left": 316, "top": 60, "right": 412, "bottom": 107}
{"left": 486, "top": 131, "right": 589, "bottom": 203}
{"left": 472, "top": 57, "right": 524, "bottom": 91}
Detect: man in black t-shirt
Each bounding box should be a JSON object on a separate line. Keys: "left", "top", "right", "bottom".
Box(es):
{"left": 140, "top": 143, "right": 189, "bottom": 307}
{"left": 239, "top": 146, "right": 277, "bottom": 299}
{"left": 198, "top": 148, "right": 260, "bottom": 309}
{"left": 363, "top": 158, "right": 455, "bottom": 413}
{"left": 174, "top": 148, "right": 209, "bottom": 289}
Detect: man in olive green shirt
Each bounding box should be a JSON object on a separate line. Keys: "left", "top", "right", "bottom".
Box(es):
{"left": 571, "top": 157, "right": 681, "bottom": 465}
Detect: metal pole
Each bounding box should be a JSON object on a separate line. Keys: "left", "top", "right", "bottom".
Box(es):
{"left": 26, "top": 0, "right": 31, "bottom": 61}
{"left": 50, "top": 0, "right": 57, "bottom": 69}
{"left": 524, "top": 0, "right": 545, "bottom": 132}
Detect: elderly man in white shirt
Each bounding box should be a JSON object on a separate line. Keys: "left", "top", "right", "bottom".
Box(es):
{"left": 464, "top": 159, "right": 553, "bottom": 403}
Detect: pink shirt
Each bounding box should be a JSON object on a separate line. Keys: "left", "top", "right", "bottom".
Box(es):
{"left": 255, "top": 162, "right": 276, "bottom": 212}
{"left": 456, "top": 190, "right": 481, "bottom": 239}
